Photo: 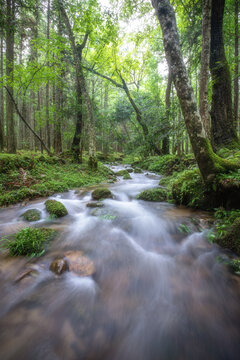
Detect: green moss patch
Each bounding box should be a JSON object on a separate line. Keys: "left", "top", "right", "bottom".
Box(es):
{"left": 3, "top": 227, "right": 55, "bottom": 257}
{"left": 21, "top": 209, "right": 41, "bottom": 222}
{"left": 137, "top": 188, "right": 169, "bottom": 202}
{"left": 45, "top": 200, "right": 68, "bottom": 217}
{"left": 123, "top": 173, "right": 131, "bottom": 180}
{"left": 115, "top": 169, "right": 129, "bottom": 176}
{"left": 92, "top": 188, "right": 113, "bottom": 200}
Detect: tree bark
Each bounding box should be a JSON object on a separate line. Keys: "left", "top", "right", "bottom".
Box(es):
{"left": 6, "top": 0, "right": 16, "bottom": 153}
{"left": 151, "top": 0, "right": 238, "bottom": 184}
{"left": 0, "top": 33, "right": 4, "bottom": 151}
{"left": 199, "top": 0, "right": 211, "bottom": 139}
{"left": 46, "top": 0, "right": 51, "bottom": 150}
{"left": 210, "top": 0, "right": 238, "bottom": 147}
{"left": 162, "top": 66, "right": 172, "bottom": 154}
{"left": 234, "top": 0, "right": 239, "bottom": 133}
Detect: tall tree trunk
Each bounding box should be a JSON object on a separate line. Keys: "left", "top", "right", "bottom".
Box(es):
{"left": 0, "top": 33, "right": 4, "bottom": 151}
{"left": 46, "top": 0, "right": 51, "bottom": 150}
{"left": 6, "top": 0, "right": 16, "bottom": 153}
{"left": 234, "top": 0, "right": 239, "bottom": 133}
{"left": 162, "top": 67, "right": 172, "bottom": 154}
{"left": 210, "top": 0, "right": 238, "bottom": 147}
{"left": 151, "top": 0, "right": 238, "bottom": 184}
{"left": 57, "top": 0, "right": 97, "bottom": 168}
{"left": 199, "top": 0, "right": 211, "bottom": 139}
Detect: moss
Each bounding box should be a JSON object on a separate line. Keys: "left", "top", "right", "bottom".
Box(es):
{"left": 3, "top": 227, "right": 55, "bottom": 257}
{"left": 22, "top": 209, "right": 41, "bottom": 222}
{"left": 115, "top": 169, "right": 129, "bottom": 176}
{"left": 123, "top": 173, "right": 131, "bottom": 180}
{"left": 86, "top": 202, "right": 104, "bottom": 208}
{"left": 216, "top": 217, "right": 240, "bottom": 255}
{"left": 134, "top": 168, "right": 143, "bottom": 173}
{"left": 45, "top": 200, "right": 68, "bottom": 217}
{"left": 137, "top": 188, "right": 169, "bottom": 202}
{"left": 92, "top": 187, "right": 113, "bottom": 200}
{"left": 170, "top": 169, "right": 207, "bottom": 208}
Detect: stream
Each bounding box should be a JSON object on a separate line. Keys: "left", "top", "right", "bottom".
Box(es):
{"left": 0, "top": 165, "right": 240, "bottom": 360}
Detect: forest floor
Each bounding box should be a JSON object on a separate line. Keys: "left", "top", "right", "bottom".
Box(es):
{"left": 0, "top": 151, "right": 117, "bottom": 207}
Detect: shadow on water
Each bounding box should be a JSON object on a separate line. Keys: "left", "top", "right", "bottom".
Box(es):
{"left": 0, "top": 165, "right": 240, "bottom": 360}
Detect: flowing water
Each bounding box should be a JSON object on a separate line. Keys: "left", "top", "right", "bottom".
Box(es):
{"left": 0, "top": 165, "right": 240, "bottom": 360}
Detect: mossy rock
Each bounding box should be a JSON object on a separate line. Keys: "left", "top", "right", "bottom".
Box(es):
{"left": 115, "top": 169, "right": 129, "bottom": 176}
{"left": 6, "top": 227, "right": 55, "bottom": 257}
{"left": 45, "top": 200, "right": 68, "bottom": 217}
{"left": 92, "top": 188, "right": 113, "bottom": 200}
{"left": 137, "top": 188, "right": 168, "bottom": 202}
{"left": 21, "top": 209, "right": 41, "bottom": 222}
{"left": 123, "top": 173, "right": 132, "bottom": 180}
{"left": 134, "top": 168, "right": 143, "bottom": 173}
{"left": 126, "top": 168, "right": 133, "bottom": 173}
{"left": 216, "top": 218, "right": 240, "bottom": 255}
{"left": 86, "top": 202, "right": 104, "bottom": 208}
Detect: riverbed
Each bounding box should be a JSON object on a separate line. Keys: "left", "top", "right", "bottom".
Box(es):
{"left": 0, "top": 165, "right": 239, "bottom": 360}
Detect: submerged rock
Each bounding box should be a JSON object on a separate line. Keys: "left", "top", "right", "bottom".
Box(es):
{"left": 21, "top": 209, "right": 41, "bottom": 222}
{"left": 86, "top": 202, "right": 104, "bottom": 208}
{"left": 133, "top": 168, "right": 143, "bottom": 173}
{"left": 92, "top": 188, "right": 113, "bottom": 200}
{"left": 45, "top": 199, "right": 68, "bottom": 217}
{"left": 115, "top": 169, "right": 129, "bottom": 177}
{"left": 137, "top": 188, "right": 168, "bottom": 202}
{"left": 50, "top": 258, "right": 69, "bottom": 275}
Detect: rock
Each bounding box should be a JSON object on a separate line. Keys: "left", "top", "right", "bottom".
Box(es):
{"left": 50, "top": 258, "right": 69, "bottom": 275}
{"left": 123, "top": 173, "right": 131, "bottom": 180}
{"left": 137, "top": 188, "right": 169, "bottom": 202}
{"left": 126, "top": 168, "right": 133, "bottom": 173}
{"left": 21, "top": 209, "right": 41, "bottom": 222}
{"left": 115, "top": 169, "right": 129, "bottom": 176}
{"left": 64, "top": 251, "right": 95, "bottom": 276}
{"left": 86, "top": 202, "right": 104, "bottom": 208}
{"left": 45, "top": 199, "right": 68, "bottom": 217}
{"left": 92, "top": 188, "right": 113, "bottom": 200}
{"left": 134, "top": 168, "right": 143, "bottom": 173}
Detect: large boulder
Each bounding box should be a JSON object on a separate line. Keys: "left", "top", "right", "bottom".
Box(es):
{"left": 45, "top": 200, "right": 68, "bottom": 217}
{"left": 21, "top": 209, "right": 41, "bottom": 222}
{"left": 92, "top": 188, "right": 113, "bottom": 200}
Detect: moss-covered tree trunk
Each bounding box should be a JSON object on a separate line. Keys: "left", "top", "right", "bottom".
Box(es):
{"left": 210, "top": 0, "right": 238, "bottom": 147}
{"left": 151, "top": 0, "right": 238, "bottom": 184}
{"left": 162, "top": 66, "right": 172, "bottom": 154}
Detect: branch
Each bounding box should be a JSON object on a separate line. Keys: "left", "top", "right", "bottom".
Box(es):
{"left": 4, "top": 86, "right": 52, "bottom": 155}
{"left": 82, "top": 64, "right": 124, "bottom": 89}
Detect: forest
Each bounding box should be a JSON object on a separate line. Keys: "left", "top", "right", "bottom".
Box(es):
{"left": 0, "top": 0, "right": 240, "bottom": 359}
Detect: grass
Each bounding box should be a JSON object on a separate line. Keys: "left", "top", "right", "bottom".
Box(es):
{"left": 0, "top": 153, "right": 114, "bottom": 206}
{"left": 1, "top": 227, "right": 55, "bottom": 257}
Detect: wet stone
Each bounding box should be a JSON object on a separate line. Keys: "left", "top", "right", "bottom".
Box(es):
{"left": 21, "top": 209, "right": 41, "bottom": 222}
{"left": 50, "top": 258, "right": 69, "bottom": 275}
{"left": 64, "top": 251, "right": 95, "bottom": 277}
{"left": 92, "top": 188, "right": 113, "bottom": 200}
{"left": 86, "top": 202, "right": 104, "bottom": 208}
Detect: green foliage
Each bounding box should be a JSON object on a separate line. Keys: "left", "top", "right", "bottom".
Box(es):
{"left": 45, "top": 200, "right": 68, "bottom": 218}
{"left": 170, "top": 169, "right": 206, "bottom": 208}
{"left": 137, "top": 187, "right": 169, "bottom": 202}
{"left": 134, "top": 154, "right": 196, "bottom": 176}
{"left": 228, "top": 259, "right": 240, "bottom": 275}
{"left": 215, "top": 217, "right": 240, "bottom": 255}
{"left": 92, "top": 187, "right": 113, "bottom": 200}
{"left": 0, "top": 154, "right": 112, "bottom": 206}
{"left": 178, "top": 224, "right": 191, "bottom": 234}
{"left": 2, "top": 227, "right": 55, "bottom": 257}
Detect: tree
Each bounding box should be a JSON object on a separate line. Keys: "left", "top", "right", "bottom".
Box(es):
{"left": 6, "top": 0, "right": 16, "bottom": 153}
{"left": 234, "top": 0, "right": 239, "bottom": 132}
{"left": 199, "top": 0, "right": 211, "bottom": 140}
{"left": 210, "top": 0, "right": 238, "bottom": 147}
{"left": 151, "top": 0, "right": 238, "bottom": 184}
